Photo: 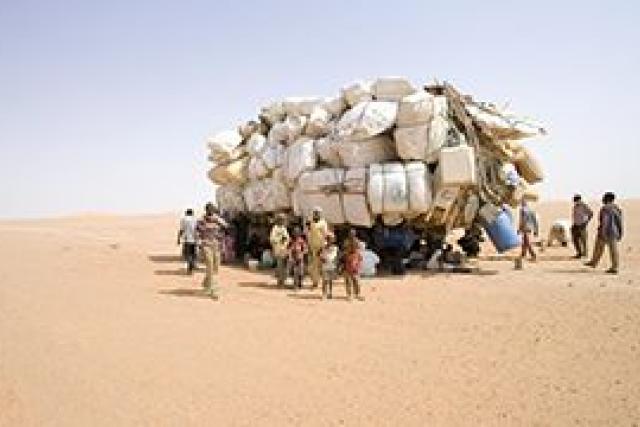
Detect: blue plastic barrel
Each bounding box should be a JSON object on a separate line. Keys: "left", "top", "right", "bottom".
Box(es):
{"left": 484, "top": 209, "right": 521, "bottom": 253}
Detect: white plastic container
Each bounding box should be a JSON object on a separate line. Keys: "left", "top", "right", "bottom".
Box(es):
{"left": 437, "top": 145, "right": 477, "bottom": 186}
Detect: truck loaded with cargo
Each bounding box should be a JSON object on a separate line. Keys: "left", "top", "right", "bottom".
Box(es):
{"left": 205, "top": 77, "right": 546, "bottom": 266}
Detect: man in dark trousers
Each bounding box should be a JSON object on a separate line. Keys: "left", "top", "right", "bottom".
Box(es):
{"left": 571, "top": 194, "right": 593, "bottom": 258}
{"left": 585, "top": 192, "right": 623, "bottom": 274}
{"left": 177, "top": 209, "right": 198, "bottom": 274}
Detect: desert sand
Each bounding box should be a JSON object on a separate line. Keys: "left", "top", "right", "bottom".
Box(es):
{"left": 1, "top": 200, "right": 639, "bottom": 426}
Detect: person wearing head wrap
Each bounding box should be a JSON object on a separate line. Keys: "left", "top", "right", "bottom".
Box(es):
{"left": 307, "top": 207, "right": 329, "bottom": 289}
{"left": 197, "top": 202, "right": 228, "bottom": 300}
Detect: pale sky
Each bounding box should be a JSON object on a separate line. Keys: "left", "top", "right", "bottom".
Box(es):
{"left": 1, "top": 0, "right": 638, "bottom": 218}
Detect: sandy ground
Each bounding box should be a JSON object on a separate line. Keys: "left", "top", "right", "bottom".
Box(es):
{"left": 1, "top": 200, "right": 639, "bottom": 426}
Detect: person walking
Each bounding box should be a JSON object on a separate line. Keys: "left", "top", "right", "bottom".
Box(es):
{"left": 571, "top": 194, "right": 593, "bottom": 258}
{"left": 288, "top": 227, "right": 308, "bottom": 290}
{"left": 518, "top": 200, "right": 539, "bottom": 261}
{"left": 177, "top": 209, "right": 198, "bottom": 274}
{"left": 307, "top": 207, "right": 329, "bottom": 289}
{"left": 320, "top": 233, "right": 338, "bottom": 299}
{"left": 196, "top": 203, "right": 228, "bottom": 300}
{"left": 270, "top": 213, "right": 290, "bottom": 288}
{"left": 343, "top": 229, "right": 364, "bottom": 301}
{"left": 585, "top": 192, "right": 623, "bottom": 274}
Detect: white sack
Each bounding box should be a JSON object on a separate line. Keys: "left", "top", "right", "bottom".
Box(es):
{"left": 315, "top": 136, "right": 342, "bottom": 167}
{"left": 283, "top": 115, "right": 308, "bottom": 143}
{"left": 208, "top": 145, "right": 245, "bottom": 164}
{"left": 243, "top": 178, "right": 290, "bottom": 212}
{"left": 397, "top": 91, "right": 434, "bottom": 127}
{"left": 261, "top": 142, "right": 286, "bottom": 170}
{"left": 368, "top": 163, "right": 409, "bottom": 215}
{"left": 343, "top": 167, "right": 372, "bottom": 227}
{"left": 208, "top": 156, "right": 249, "bottom": 186}
{"left": 216, "top": 185, "right": 245, "bottom": 213}
{"left": 284, "top": 137, "right": 317, "bottom": 185}
{"left": 305, "top": 107, "right": 331, "bottom": 137}
{"left": 282, "top": 97, "right": 323, "bottom": 116}
{"left": 341, "top": 80, "right": 373, "bottom": 106}
{"left": 206, "top": 130, "right": 243, "bottom": 162}
{"left": 238, "top": 121, "right": 260, "bottom": 140}
{"left": 372, "top": 76, "right": 417, "bottom": 101}
{"left": 337, "top": 101, "right": 398, "bottom": 140}
{"left": 247, "top": 156, "right": 269, "bottom": 181}
{"left": 268, "top": 121, "right": 288, "bottom": 144}
{"left": 322, "top": 96, "right": 347, "bottom": 117}
{"left": 295, "top": 169, "right": 346, "bottom": 224}
{"left": 428, "top": 116, "right": 449, "bottom": 162}
{"left": 338, "top": 135, "right": 396, "bottom": 168}
{"left": 260, "top": 102, "right": 286, "bottom": 125}
{"left": 437, "top": 145, "right": 477, "bottom": 186}
{"left": 405, "top": 161, "right": 433, "bottom": 213}
{"left": 246, "top": 133, "right": 267, "bottom": 156}
{"left": 394, "top": 124, "right": 429, "bottom": 161}
{"left": 432, "top": 96, "right": 448, "bottom": 118}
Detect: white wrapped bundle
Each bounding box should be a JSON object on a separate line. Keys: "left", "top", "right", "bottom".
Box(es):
{"left": 261, "top": 142, "right": 286, "bottom": 170}
{"left": 295, "top": 168, "right": 346, "bottom": 224}
{"left": 372, "top": 76, "right": 417, "bottom": 101}
{"left": 437, "top": 145, "right": 476, "bottom": 186}
{"left": 397, "top": 91, "right": 434, "bottom": 127}
{"left": 207, "top": 130, "right": 243, "bottom": 163}
{"left": 268, "top": 121, "right": 288, "bottom": 144}
{"left": 238, "top": 121, "right": 260, "bottom": 140}
{"left": 207, "top": 156, "right": 249, "bottom": 186}
{"left": 283, "top": 137, "right": 317, "bottom": 185}
{"left": 368, "top": 163, "right": 409, "bottom": 214}
{"left": 343, "top": 167, "right": 372, "bottom": 227}
{"left": 247, "top": 156, "right": 269, "bottom": 181}
{"left": 337, "top": 135, "right": 396, "bottom": 168}
{"left": 283, "top": 96, "right": 324, "bottom": 116}
{"left": 283, "top": 115, "right": 308, "bottom": 143}
{"left": 427, "top": 116, "right": 449, "bottom": 162}
{"left": 432, "top": 96, "right": 448, "bottom": 118}
{"left": 337, "top": 101, "right": 398, "bottom": 140}
{"left": 394, "top": 124, "right": 429, "bottom": 161}
{"left": 322, "top": 95, "right": 347, "bottom": 117}
{"left": 246, "top": 133, "right": 267, "bottom": 156}
{"left": 341, "top": 80, "right": 373, "bottom": 106}
{"left": 405, "top": 161, "right": 433, "bottom": 213}
{"left": 260, "top": 102, "right": 286, "bottom": 125}
{"left": 305, "top": 107, "right": 331, "bottom": 137}
{"left": 243, "top": 178, "right": 290, "bottom": 212}
{"left": 315, "top": 135, "right": 342, "bottom": 167}
{"left": 216, "top": 185, "right": 245, "bottom": 212}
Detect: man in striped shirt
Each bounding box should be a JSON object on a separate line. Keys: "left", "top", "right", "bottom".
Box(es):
{"left": 197, "top": 203, "right": 228, "bottom": 300}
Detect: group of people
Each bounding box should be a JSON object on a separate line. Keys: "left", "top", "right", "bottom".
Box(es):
{"left": 518, "top": 192, "right": 624, "bottom": 274}
{"left": 270, "top": 208, "right": 365, "bottom": 301}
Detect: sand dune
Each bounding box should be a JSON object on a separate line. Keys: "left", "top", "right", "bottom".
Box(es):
{"left": 1, "top": 201, "right": 639, "bottom": 426}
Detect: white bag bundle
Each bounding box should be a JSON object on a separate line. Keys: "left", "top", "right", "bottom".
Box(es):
{"left": 432, "top": 96, "right": 448, "bottom": 119}
{"left": 243, "top": 178, "right": 290, "bottom": 212}
{"left": 206, "top": 130, "right": 243, "bottom": 162}
{"left": 405, "top": 161, "right": 433, "bottom": 213}
{"left": 315, "top": 135, "right": 342, "bottom": 167}
{"left": 238, "top": 121, "right": 260, "bottom": 140}
{"left": 368, "top": 163, "right": 409, "bottom": 214}
{"left": 283, "top": 137, "right": 317, "bottom": 185}
{"left": 283, "top": 115, "right": 308, "bottom": 143}
{"left": 216, "top": 185, "right": 246, "bottom": 212}
{"left": 337, "top": 135, "right": 396, "bottom": 168}
{"left": 208, "top": 145, "right": 245, "bottom": 164}
{"left": 322, "top": 95, "right": 347, "bottom": 117}
{"left": 247, "top": 156, "right": 269, "bottom": 181}
{"left": 268, "top": 121, "right": 289, "bottom": 144}
{"left": 305, "top": 107, "right": 331, "bottom": 137}
{"left": 337, "top": 101, "right": 398, "bottom": 140}
{"left": 208, "top": 156, "right": 249, "bottom": 186}
{"left": 372, "top": 76, "right": 417, "bottom": 101}
{"left": 295, "top": 169, "right": 346, "bottom": 224}
{"left": 343, "top": 167, "right": 372, "bottom": 227}
{"left": 341, "top": 80, "right": 373, "bottom": 106}
{"left": 394, "top": 124, "right": 429, "bottom": 161}
{"left": 437, "top": 145, "right": 477, "bottom": 186}
{"left": 282, "top": 97, "right": 323, "bottom": 116}
{"left": 246, "top": 133, "right": 267, "bottom": 156}
{"left": 261, "top": 142, "right": 286, "bottom": 170}
{"left": 260, "top": 102, "right": 286, "bottom": 125}
{"left": 397, "top": 91, "right": 434, "bottom": 127}
{"left": 428, "top": 116, "right": 449, "bottom": 162}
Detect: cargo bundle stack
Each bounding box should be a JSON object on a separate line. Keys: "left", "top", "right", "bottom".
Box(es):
{"left": 206, "top": 77, "right": 546, "bottom": 252}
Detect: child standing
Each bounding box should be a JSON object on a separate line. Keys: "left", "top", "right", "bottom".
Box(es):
{"left": 320, "top": 233, "right": 338, "bottom": 299}
{"left": 288, "top": 227, "right": 308, "bottom": 290}
{"left": 343, "top": 229, "right": 364, "bottom": 301}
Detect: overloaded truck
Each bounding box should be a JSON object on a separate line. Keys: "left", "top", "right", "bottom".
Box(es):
{"left": 206, "top": 78, "right": 546, "bottom": 268}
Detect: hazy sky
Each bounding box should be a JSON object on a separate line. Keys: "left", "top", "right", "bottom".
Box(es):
{"left": 1, "top": 0, "right": 638, "bottom": 218}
